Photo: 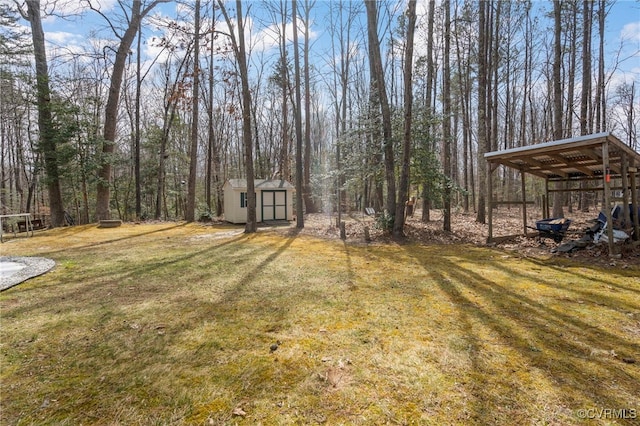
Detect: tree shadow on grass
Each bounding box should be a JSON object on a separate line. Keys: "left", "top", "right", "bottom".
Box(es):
{"left": 1, "top": 228, "right": 249, "bottom": 318}
{"left": 341, "top": 241, "right": 359, "bottom": 291}
{"left": 217, "top": 228, "right": 301, "bottom": 304}
{"left": 401, "top": 244, "right": 639, "bottom": 425}
{"left": 0, "top": 228, "right": 306, "bottom": 424}
{"left": 3, "top": 226, "right": 300, "bottom": 325}
{"left": 3, "top": 231, "right": 637, "bottom": 424}
{"left": 32, "top": 222, "right": 191, "bottom": 256}
{"left": 527, "top": 257, "right": 640, "bottom": 296}
{"left": 488, "top": 256, "right": 640, "bottom": 319}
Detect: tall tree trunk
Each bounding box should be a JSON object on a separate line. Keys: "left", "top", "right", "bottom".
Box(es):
{"left": 565, "top": 2, "right": 577, "bottom": 214}
{"left": 292, "top": 0, "right": 304, "bottom": 228}
{"left": 489, "top": 2, "right": 499, "bottom": 154}
{"left": 442, "top": 0, "right": 452, "bottom": 232}
{"left": 579, "top": 0, "right": 593, "bottom": 212}
{"left": 365, "top": 0, "right": 395, "bottom": 222}
{"left": 205, "top": 43, "right": 213, "bottom": 213}
{"left": 337, "top": 1, "right": 352, "bottom": 218}
{"left": 552, "top": 0, "right": 564, "bottom": 219}
{"left": 134, "top": 24, "right": 142, "bottom": 220}
{"left": 421, "top": 0, "right": 436, "bottom": 222}
{"left": 186, "top": 0, "right": 201, "bottom": 222}
{"left": 454, "top": 1, "right": 471, "bottom": 213}
{"left": 219, "top": 0, "right": 256, "bottom": 232}
{"left": 94, "top": 0, "right": 167, "bottom": 221}
{"left": 393, "top": 0, "right": 416, "bottom": 237}
{"left": 23, "top": 0, "right": 65, "bottom": 227}
{"left": 565, "top": 2, "right": 577, "bottom": 136}
{"left": 520, "top": 4, "right": 532, "bottom": 149}
{"left": 580, "top": 0, "right": 592, "bottom": 135}
{"left": 278, "top": 0, "right": 290, "bottom": 181}
{"left": 476, "top": 0, "right": 489, "bottom": 224}
{"left": 302, "top": 0, "right": 316, "bottom": 214}
{"left": 328, "top": 1, "right": 358, "bottom": 217}
{"left": 595, "top": 0, "right": 606, "bottom": 133}
{"left": 206, "top": 5, "right": 222, "bottom": 216}
{"left": 155, "top": 54, "right": 191, "bottom": 220}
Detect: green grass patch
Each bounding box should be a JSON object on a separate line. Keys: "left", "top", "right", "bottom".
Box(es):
{"left": 1, "top": 223, "right": 639, "bottom": 425}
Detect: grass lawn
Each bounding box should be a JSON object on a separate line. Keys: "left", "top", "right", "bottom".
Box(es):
{"left": 1, "top": 222, "right": 639, "bottom": 425}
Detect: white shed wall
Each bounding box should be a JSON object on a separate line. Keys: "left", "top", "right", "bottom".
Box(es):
{"left": 223, "top": 179, "right": 294, "bottom": 224}
{"left": 223, "top": 182, "right": 246, "bottom": 224}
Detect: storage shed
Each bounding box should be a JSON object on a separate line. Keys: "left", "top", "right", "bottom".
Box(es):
{"left": 223, "top": 179, "right": 295, "bottom": 224}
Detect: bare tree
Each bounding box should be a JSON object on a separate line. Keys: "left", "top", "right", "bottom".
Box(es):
{"left": 205, "top": 1, "right": 223, "bottom": 216}
{"left": 453, "top": 1, "right": 474, "bottom": 214}
{"left": 292, "top": 0, "right": 304, "bottom": 228}
{"left": 421, "top": 0, "right": 436, "bottom": 222}
{"left": 365, "top": 0, "right": 395, "bottom": 222}
{"left": 564, "top": 1, "right": 577, "bottom": 138}
{"left": 595, "top": 0, "right": 606, "bottom": 133}
{"left": 326, "top": 0, "right": 358, "bottom": 220}
{"left": 392, "top": 0, "right": 416, "bottom": 237}
{"left": 476, "top": 0, "right": 490, "bottom": 224}
{"left": 90, "top": 0, "right": 169, "bottom": 221}
{"left": 154, "top": 42, "right": 194, "bottom": 220}
{"left": 579, "top": 0, "right": 593, "bottom": 212}
{"left": 185, "top": 0, "right": 201, "bottom": 222}
{"left": 218, "top": 0, "right": 257, "bottom": 232}
{"left": 552, "top": 0, "right": 564, "bottom": 219}
{"left": 269, "top": 0, "right": 290, "bottom": 181}
{"left": 302, "top": 0, "right": 316, "bottom": 214}
{"left": 442, "top": 0, "right": 452, "bottom": 232}
{"left": 18, "top": 0, "right": 65, "bottom": 227}
{"left": 615, "top": 82, "right": 638, "bottom": 150}
{"left": 131, "top": 20, "right": 168, "bottom": 220}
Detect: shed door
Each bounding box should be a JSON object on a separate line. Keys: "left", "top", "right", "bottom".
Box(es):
{"left": 262, "top": 190, "right": 287, "bottom": 221}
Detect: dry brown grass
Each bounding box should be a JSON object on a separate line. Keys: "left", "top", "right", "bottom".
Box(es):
{"left": 1, "top": 221, "right": 639, "bottom": 425}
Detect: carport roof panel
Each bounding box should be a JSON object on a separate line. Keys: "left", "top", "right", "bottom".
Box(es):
{"left": 484, "top": 132, "right": 640, "bottom": 179}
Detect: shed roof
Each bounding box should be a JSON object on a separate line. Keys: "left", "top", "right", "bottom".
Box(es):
{"left": 484, "top": 132, "right": 640, "bottom": 180}
{"left": 226, "top": 179, "right": 295, "bottom": 190}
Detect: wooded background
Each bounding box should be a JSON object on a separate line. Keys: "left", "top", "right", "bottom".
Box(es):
{"left": 1, "top": 0, "right": 638, "bottom": 236}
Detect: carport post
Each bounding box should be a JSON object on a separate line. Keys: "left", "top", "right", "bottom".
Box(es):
{"left": 621, "top": 154, "right": 631, "bottom": 229}
{"left": 521, "top": 168, "right": 527, "bottom": 236}
{"left": 630, "top": 166, "right": 639, "bottom": 241}
{"left": 487, "top": 162, "right": 495, "bottom": 243}
{"left": 544, "top": 179, "right": 550, "bottom": 219}
{"left": 602, "top": 141, "right": 615, "bottom": 256}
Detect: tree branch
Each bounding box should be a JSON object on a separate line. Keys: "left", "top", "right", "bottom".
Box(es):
{"left": 13, "top": 0, "right": 28, "bottom": 20}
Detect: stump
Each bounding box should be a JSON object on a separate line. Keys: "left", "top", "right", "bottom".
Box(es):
{"left": 98, "top": 219, "right": 122, "bottom": 228}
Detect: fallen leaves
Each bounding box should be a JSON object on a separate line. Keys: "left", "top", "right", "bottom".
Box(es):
{"left": 284, "top": 210, "right": 640, "bottom": 267}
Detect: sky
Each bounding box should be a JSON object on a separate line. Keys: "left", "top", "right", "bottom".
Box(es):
{"left": 601, "top": 1, "right": 640, "bottom": 86}
{"left": 3, "top": 0, "right": 639, "bottom": 88}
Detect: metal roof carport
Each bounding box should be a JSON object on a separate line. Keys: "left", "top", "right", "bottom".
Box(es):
{"left": 484, "top": 132, "right": 640, "bottom": 256}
